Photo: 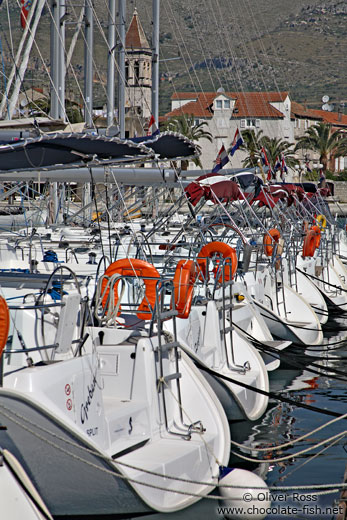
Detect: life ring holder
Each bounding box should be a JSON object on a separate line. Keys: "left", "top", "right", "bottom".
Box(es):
{"left": 101, "top": 258, "right": 160, "bottom": 320}
{"left": 0, "top": 296, "right": 10, "bottom": 359}
{"left": 316, "top": 214, "right": 327, "bottom": 230}
{"left": 310, "top": 225, "right": 321, "bottom": 249}
{"left": 197, "top": 241, "right": 238, "bottom": 283}
{"left": 173, "top": 260, "right": 196, "bottom": 319}
{"left": 302, "top": 230, "right": 317, "bottom": 258}
{"left": 263, "top": 228, "right": 281, "bottom": 257}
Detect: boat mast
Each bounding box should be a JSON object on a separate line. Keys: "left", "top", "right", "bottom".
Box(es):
{"left": 7, "top": 0, "right": 46, "bottom": 120}
{"left": 50, "top": 0, "right": 59, "bottom": 119}
{"left": 118, "top": 0, "right": 126, "bottom": 138}
{"left": 58, "top": 0, "right": 65, "bottom": 120}
{"left": 50, "top": 0, "right": 65, "bottom": 120}
{"left": 152, "top": 0, "right": 159, "bottom": 124}
{"left": 106, "top": 0, "right": 116, "bottom": 131}
{"left": 84, "top": 0, "right": 93, "bottom": 128}
{"left": 0, "top": 1, "right": 36, "bottom": 119}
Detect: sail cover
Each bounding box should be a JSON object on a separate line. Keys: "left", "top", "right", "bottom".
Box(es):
{"left": 0, "top": 133, "right": 154, "bottom": 172}
{"left": 129, "top": 131, "right": 200, "bottom": 160}
{"left": 185, "top": 173, "right": 241, "bottom": 206}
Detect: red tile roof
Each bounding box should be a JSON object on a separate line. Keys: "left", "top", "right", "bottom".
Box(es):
{"left": 310, "top": 109, "right": 347, "bottom": 127}
{"left": 291, "top": 101, "right": 323, "bottom": 120}
{"left": 234, "top": 92, "right": 285, "bottom": 118}
{"left": 165, "top": 91, "right": 288, "bottom": 119}
{"left": 171, "top": 91, "right": 288, "bottom": 102}
{"left": 125, "top": 8, "right": 150, "bottom": 50}
{"left": 290, "top": 101, "right": 347, "bottom": 128}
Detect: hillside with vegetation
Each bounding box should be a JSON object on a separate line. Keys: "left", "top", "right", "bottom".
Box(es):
{"left": 0, "top": 0, "right": 345, "bottom": 116}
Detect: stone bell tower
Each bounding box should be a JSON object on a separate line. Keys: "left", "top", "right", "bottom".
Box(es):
{"left": 125, "top": 8, "right": 152, "bottom": 136}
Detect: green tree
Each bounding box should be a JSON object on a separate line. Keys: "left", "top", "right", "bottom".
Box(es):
{"left": 239, "top": 130, "right": 298, "bottom": 171}
{"left": 295, "top": 122, "right": 345, "bottom": 172}
{"left": 238, "top": 129, "right": 264, "bottom": 167}
{"left": 162, "top": 115, "right": 212, "bottom": 168}
{"left": 260, "top": 136, "right": 299, "bottom": 171}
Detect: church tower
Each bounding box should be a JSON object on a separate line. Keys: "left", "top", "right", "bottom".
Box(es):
{"left": 125, "top": 8, "right": 152, "bottom": 136}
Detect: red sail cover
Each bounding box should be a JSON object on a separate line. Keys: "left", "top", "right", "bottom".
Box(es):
{"left": 185, "top": 173, "right": 241, "bottom": 206}
{"left": 251, "top": 184, "right": 306, "bottom": 208}
{"left": 21, "top": 0, "right": 32, "bottom": 28}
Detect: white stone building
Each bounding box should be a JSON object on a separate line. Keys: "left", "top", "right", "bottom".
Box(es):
{"left": 166, "top": 90, "right": 293, "bottom": 170}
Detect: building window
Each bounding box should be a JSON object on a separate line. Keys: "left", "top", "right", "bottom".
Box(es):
{"left": 134, "top": 61, "right": 140, "bottom": 85}
{"left": 246, "top": 119, "right": 256, "bottom": 127}
{"left": 125, "top": 61, "right": 129, "bottom": 82}
{"left": 216, "top": 100, "right": 223, "bottom": 109}
{"left": 224, "top": 100, "right": 230, "bottom": 109}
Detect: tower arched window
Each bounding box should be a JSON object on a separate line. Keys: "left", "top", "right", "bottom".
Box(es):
{"left": 134, "top": 61, "right": 140, "bottom": 85}
{"left": 125, "top": 61, "right": 129, "bottom": 82}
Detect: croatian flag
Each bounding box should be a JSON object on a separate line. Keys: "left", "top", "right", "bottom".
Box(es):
{"left": 230, "top": 128, "right": 244, "bottom": 156}
{"left": 274, "top": 156, "right": 281, "bottom": 171}
{"left": 21, "top": 0, "right": 32, "bottom": 28}
{"left": 260, "top": 148, "right": 272, "bottom": 181}
{"left": 212, "top": 145, "right": 229, "bottom": 173}
{"left": 281, "top": 154, "right": 288, "bottom": 174}
{"left": 147, "top": 114, "right": 160, "bottom": 136}
{"left": 260, "top": 147, "right": 270, "bottom": 167}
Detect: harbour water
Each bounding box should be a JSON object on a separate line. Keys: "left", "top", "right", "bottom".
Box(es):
{"left": 136, "top": 316, "right": 347, "bottom": 520}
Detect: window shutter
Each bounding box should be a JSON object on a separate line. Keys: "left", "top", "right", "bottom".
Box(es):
{"left": 255, "top": 119, "right": 260, "bottom": 128}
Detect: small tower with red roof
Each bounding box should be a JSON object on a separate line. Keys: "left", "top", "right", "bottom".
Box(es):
{"left": 125, "top": 8, "right": 152, "bottom": 135}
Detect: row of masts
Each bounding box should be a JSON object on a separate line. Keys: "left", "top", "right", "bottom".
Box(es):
{"left": 2, "top": 0, "right": 160, "bottom": 138}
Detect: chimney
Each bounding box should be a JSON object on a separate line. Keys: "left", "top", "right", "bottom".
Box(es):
{"left": 338, "top": 102, "right": 345, "bottom": 122}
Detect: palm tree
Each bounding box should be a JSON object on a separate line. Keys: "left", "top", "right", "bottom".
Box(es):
{"left": 260, "top": 136, "right": 299, "bottom": 171}
{"left": 162, "top": 115, "right": 212, "bottom": 168}
{"left": 335, "top": 134, "right": 347, "bottom": 160}
{"left": 240, "top": 130, "right": 298, "bottom": 171}
{"left": 239, "top": 129, "right": 264, "bottom": 167}
{"left": 295, "top": 122, "right": 344, "bottom": 172}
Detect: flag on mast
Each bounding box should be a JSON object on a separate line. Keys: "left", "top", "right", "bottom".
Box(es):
{"left": 212, "top": 145, "right": 229, "bottom": 173}
{"left": 274, "top": 156, "right": 281, "bottom": 171}
{"left": 305, "top": 160, "right": 312, "bottom": 173}
{"left": 281, "top": 153, "right": 288, "bottom": 174}
{"left": 147, "top": 115, "right": 160, "bottom": 136}
{"left": 20, "top": 0, "right": 32, "bottom": 28}
{"left": 230, "top": 128, "right": 244, "bottom": 156}
{"left": 260, "top": 147, "right": 272, "bottom": 181}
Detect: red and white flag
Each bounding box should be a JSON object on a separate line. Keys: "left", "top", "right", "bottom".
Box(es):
{"left": 21, "top": 0, "right": 32, "bottom": 28}
{"left": 147, "top": 115, "right": 159, "bottom": 136}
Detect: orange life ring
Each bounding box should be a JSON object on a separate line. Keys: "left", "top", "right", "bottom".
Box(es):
{"left": 173, "top": 260, "right": 196, "bottom": 319}
{"left": 310, "top": 225, "right": 321, "bottom": 249}
{"left": 197, "top": 241, "right": 238, "bottom": 283}
{"left": 302, "top": 230, "right": 317, "bottom": 258}
{"left": 101, "top": 259, "right": 160, "bottom": 320}
{"left": 0, "top": 296, "right": 9, "bottom": 358}
{"left": 263, "top": 228, "right": 281, "bottom": 257}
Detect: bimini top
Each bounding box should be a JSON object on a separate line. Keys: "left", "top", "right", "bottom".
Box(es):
{"left": 0, "top": 133, "right": 153, "bottom": 173}
{"left": 129, "top": 131, "right": 200, "bottom": 160}
{"left": 0, "top": 131, "right": 200, "bottom": 173}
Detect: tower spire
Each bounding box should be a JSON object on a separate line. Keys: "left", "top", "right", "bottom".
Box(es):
{"left": 125, "top": 8, "right": 150, "bottom": 50}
